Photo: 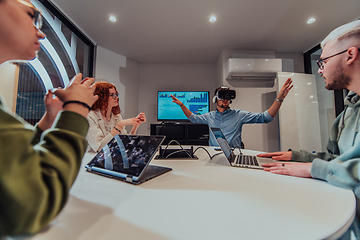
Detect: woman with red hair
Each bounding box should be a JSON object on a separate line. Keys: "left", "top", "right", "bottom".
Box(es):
{"left": 86, "top": 81, "right": 146, "bottom": 152}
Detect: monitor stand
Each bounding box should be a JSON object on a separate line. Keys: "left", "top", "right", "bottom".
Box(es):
{"left": 161, "top": 121, "right": 179, "bottom": 124}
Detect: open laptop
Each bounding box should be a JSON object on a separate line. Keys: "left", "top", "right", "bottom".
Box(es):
{"left": 85, "top": 135, "right": 172, "bottom": 185}
{"left": 210, "top": 127, "right": 276, "bottom": 169}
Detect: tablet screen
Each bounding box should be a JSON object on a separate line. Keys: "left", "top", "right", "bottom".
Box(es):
{"left": 87, "top": 135, "right": 165, "bottom": 177}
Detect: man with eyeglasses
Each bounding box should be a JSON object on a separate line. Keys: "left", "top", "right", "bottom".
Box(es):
{"left": 258, "top": 20, "right": 360, "bottom": 239}
{"left": 0, "top": 0, "right": 99, "bottom": 237}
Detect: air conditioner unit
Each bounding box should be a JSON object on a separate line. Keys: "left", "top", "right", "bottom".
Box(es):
{"left": 225, "top": 58, "right": 282, "bottom": 81}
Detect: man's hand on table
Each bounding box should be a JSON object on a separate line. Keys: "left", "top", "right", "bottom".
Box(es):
{"left": 258, "top": 151, "right": 312, "bottom": 178}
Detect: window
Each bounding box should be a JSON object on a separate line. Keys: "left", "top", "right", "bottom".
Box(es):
{"left": 15, "top": 0, "right": 95, "bottom": 124}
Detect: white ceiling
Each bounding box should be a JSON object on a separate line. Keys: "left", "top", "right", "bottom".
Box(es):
{"left": 50, "top": 0, "right": 360, "bottom": 63}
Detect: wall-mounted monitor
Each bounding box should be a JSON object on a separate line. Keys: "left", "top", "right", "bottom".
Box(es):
{"left": 157, "top": 91, "right": 210, "bottom": 122}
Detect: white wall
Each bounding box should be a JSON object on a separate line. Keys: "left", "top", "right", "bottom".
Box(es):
{"left": 275, "top": 52, "right": 305, "bottom": 73}
{"left": 0, "top": 63, "right": 18, "bottom": 112}
{"left": 95, "top": 46, "right": 140, "bottom": 133}
{"left": 137, "top": 63, "right": 216, "bottom": 135}
{"left": 119, "top": 58, "right": 140, "bottom": 123}
{"left": 2, "top": 46, "right": 307, "bottom": 152}
{"left": 95, "top": 46, "right": 306, "bottom": 152}
{"left": 95, "top": 49, "right": 217, "bottom": 135}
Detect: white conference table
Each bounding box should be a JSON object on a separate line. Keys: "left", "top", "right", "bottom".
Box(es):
{"left": 31, "top": 146, "right": 355, "bottom": 240}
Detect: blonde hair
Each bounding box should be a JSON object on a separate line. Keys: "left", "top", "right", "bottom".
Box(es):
{"left": 321, "top": 20, "right": 360, "bottom": 48}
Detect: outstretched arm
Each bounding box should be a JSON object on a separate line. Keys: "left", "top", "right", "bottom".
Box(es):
{"left": 262, "top": 156, "right": 360, "bottom": 191}
{"left": 171, "top": 95, "right": 192, "bottom": 118}
{"left": 267, "top": 78, "right": 293, "bottom": 117}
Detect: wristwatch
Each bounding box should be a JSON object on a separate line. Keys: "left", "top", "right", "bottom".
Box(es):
{"left": 275, "top": 98, "right": 284, "bottom": 102}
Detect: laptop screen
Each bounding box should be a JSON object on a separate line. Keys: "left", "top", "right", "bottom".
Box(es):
{"left": 87, "top": 135, "right": 165, "bottom": 177}
{"left": 210, "top": 127, "right": 235, "bottom": 160}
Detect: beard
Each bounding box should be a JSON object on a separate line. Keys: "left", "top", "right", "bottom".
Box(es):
{"left": 217, "top": 102, "right": 229, "bottom": 109}
{"left": 325, "top": 64, "right": 351, "bottom": 90}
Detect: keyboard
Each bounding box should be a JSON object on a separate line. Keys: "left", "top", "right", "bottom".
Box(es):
{"left": 234, "top": 155, "right": 259, "bottom": 166}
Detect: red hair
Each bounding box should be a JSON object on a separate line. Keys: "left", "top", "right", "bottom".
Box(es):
{"left": 91, "top": 81, "right": 121, "bottom": 115}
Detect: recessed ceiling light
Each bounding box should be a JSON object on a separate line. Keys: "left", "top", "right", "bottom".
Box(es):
{"left": 209, "top": 16, "right": 216, "bottom": 22}
{"left": 109, "top": 16, "right": 117, "bottom": 22}
{"left": 307, "top": 18, "right": 315, "bottom": 24}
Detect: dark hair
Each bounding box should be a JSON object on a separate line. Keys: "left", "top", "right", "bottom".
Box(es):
{"left": 91, "top": 82, "right": 121, "bottom": 116}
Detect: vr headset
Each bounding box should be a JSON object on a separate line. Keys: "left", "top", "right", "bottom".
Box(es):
{"left": 212, "top": 88, "right": 236, "bottom": 103}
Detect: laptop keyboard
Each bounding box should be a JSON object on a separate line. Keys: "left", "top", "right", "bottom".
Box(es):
{"left": 235, "top": 155, "right": 259, "bottom": 167}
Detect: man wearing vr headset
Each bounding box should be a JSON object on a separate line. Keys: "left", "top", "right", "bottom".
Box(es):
{"left": 171, "top": 78, "right": 293, "bottom": 148}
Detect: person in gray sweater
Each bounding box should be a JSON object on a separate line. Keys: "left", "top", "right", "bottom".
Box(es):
{"left": 258, "top": 20, "right": 360, "bottom": 239}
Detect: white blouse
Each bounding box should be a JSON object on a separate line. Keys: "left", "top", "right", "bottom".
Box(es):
{"left": 86, "top": 110, "right": 127, "bottom": 152}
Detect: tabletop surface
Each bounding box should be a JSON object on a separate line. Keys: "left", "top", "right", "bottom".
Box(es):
{"left": 31, "top": 147, "right": 355, "bottom": 240}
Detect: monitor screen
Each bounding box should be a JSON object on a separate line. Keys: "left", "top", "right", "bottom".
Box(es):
{"left": 157, "top": 91, "right": 210, "bottom": 121}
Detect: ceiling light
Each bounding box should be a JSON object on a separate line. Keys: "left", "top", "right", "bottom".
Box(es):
{"left": 109, "top": 16, "right": 116, "bottom": 22}
{"left": 307, "top": 18, "right": 315, "bottom": 24}
{"left": 209, "top": 16, "right": 216, "bottom": 22}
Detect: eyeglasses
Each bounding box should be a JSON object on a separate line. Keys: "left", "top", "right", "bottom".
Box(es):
{"left": 316, "top": 49, "right": 348, "bottom": 70}
{"left": 109, "top": 93, "right": 119, "bottom": 99}
{"left": 16, "top": 0, "right": 43, "bottom": 30}
{"left": 317, "top": 48, "right": 360, "bottom": 70}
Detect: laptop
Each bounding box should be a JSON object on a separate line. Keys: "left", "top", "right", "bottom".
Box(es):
{"left": 210, "top": 127, "right": 276, "bottom": 169}
{"left": 85, "top": 135, "right": 172, "bottom": 185}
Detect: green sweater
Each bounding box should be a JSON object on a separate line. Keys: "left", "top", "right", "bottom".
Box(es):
{"left": 291, "top": 92, "right": 360, "bottom": 198}
{"left": 0, "top": 100, "right": 89, "bottom": 236}
{"left": 290, "top": 92, "right": 360, "bottom": 235}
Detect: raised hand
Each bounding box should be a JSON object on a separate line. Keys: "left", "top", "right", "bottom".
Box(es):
{"left": 44, "top": 91, "right": 63, "bottom": 119}
{"left": 277, "top": 78, "right": 293, "bottom": 100}
{"left": 54, "top": 73, "right": 98, "bottom": 105}
{"left": 37, "top": 91, "right": 63, "bottom": 130}
{"left": 53, "top": 73, "right": 98, "bottom": 117}
{"left": 171, "top": 94, "right": 183, "bottom": 106}
{"left": 137, "top": 112, "right": 146, "bottom": 124}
